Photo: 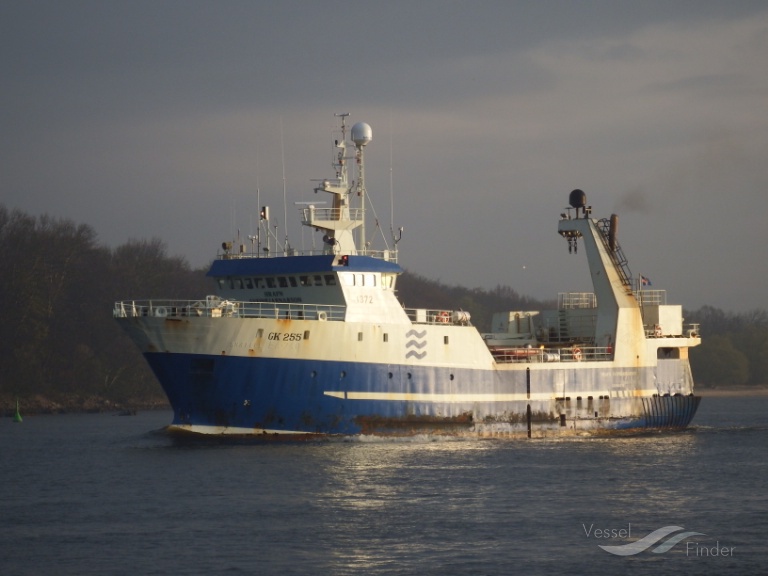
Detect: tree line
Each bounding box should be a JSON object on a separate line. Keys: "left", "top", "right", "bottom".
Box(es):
{"left": 1, "top": 205, "right": 765, "bottom": 412}
{"left": 0, "top": 205, "right": 209, "bottom": 411}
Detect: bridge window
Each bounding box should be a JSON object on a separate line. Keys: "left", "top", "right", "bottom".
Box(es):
{"left": 352, "top": 273, "right": 377, "bottom": 286}
{"left": 324, "top": 275, "right": 336, "bottom": 286}
{"left": 278, "top": 277, "right": 288, "bottom": 288}
{"left": 244, "top": 278, "right": 253, "bottom": 289}
{"left": 266, "top": 277, "right": 276, "bottom": 289}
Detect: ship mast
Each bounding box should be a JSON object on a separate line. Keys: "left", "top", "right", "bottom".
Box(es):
{"left": 301, "top": 114, "right": 371, "bottom": 256}
{"left": 351, "top": 120, "right": 372, "bottom": 253}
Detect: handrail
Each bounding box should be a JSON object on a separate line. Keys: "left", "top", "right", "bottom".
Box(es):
{"left": 217, "top": 247, "right": 398, "bottom": 262}
{"left": 300, "top": 206, "right": 363, "bottom": 223}
{"left": 404, "top": 308, "right": 472, "bottom": 326}
{"left": 596, "top": 218, "right": 633, "bottom": 287}
{"left": 644, "top": 323, "right": 701, "bottom": 338}
{"left": 634, "top": 289, "right": 667, "bottom": 306}
{"left": 489, "top": 345, "right": 613, "bottom": 364}
{"left": 558, "top": 292, "right": 596, "bottom": 309}
{"left": 113, "top": 299, "right": 347, "bottom": 321}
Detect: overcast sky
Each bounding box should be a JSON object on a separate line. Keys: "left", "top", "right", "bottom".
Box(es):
{"left": 2, "top": 1, "right": 767, "bottom": 312}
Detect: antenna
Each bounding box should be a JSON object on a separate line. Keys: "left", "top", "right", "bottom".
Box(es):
{"left": 334, "top": 113, "right": 349, "bottom": 183}
{"left": 389, "top": 111, "right": 396, "bottom": 246}
{"left": 280, "top": 117, "right": 288, "bottom": 254}
{"left": 351, "top": 121, "right": 372, "bottom": 254}
{"left": 255, "top": 140, "right": 262, "bottom": 256}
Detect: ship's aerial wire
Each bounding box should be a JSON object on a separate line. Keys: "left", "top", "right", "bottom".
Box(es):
{"left": 281, "top": 116, "right": 288, "bottom": 253}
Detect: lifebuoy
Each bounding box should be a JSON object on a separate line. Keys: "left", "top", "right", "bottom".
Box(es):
{"left": 155, "top": 306, "right": 168, "bottom": 317}
{"left": 573, "top": 347, "right": 582, "bottom": 361}
{"left": 437, "top": 311, "right": 450, "bottom": 324}
{"left": 654, "top": 325, "right": 662, "bottom": 337}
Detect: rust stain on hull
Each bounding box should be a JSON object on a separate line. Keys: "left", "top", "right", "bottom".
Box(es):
{"left": 354, "top": 412, "right": 474, "bottom": 436}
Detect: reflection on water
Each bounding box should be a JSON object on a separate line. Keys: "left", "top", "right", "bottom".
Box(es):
{"left": 309, "top": 439, "right": 503, "bottom": 573}
{"left": 3, "top": 398, "right": 767, "bottom": 575}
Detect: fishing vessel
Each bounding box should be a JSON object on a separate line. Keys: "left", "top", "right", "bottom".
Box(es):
{"left": 114, "top": 114, "right": 701, "bottom": 437}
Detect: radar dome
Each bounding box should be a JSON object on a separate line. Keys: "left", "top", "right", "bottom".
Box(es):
{"left": 351, "top": 122, "right": 372, "bottom": 147}
{"left": 569, "top": 189, "right": 587, "bottom": 209}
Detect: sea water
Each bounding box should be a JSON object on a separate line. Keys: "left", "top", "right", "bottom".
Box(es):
{"left": 2, "top": 396, "right": 766, "bottom": 575}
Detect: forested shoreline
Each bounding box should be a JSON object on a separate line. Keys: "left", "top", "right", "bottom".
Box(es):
{"left": 2, "top": 205, "right": 766, "bottom": 415}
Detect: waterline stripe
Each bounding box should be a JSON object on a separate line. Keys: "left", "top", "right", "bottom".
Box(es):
{"left": 167, "top": 424, "right": 315, "bottom": 435}
{"left": 323, "top": 390, "right": 659, "bottom": 402}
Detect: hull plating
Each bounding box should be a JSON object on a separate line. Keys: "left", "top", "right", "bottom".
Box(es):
{"left": 144, "top": 352, "right": 700, "bottom": 437}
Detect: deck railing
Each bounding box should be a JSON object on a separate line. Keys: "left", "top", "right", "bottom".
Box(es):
{"left": 634, "top": 289, "right": 667, "bottom": 306}
{"left": 300, "top": 206, "right": 363, "bottom": 224}
{"left": 489, "top": 345, "right": 613, "bottom": 364}
{"left": 644, "top": 323, "right": 701, "bottom": 338}
{"left": 217, "top": 243, "right": 398, "bottom": 262}
{"left": 113, "top": 298, "right": 347, "bottom": 321}
{"left": 405, "top": 309, "right": 472, "bottom": 326}
{"left": 558, "top": 292, "right": 596, "bottom": 309}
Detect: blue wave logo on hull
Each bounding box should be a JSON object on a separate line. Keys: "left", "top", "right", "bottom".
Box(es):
{"left": 405, "top": 350, "right": 427, "bottom": 359}
{"left": 405, "top": 329, "right": 427, "bottom": 360}
{"left": 599, "top": 525, "right": 705, "bottom": 556}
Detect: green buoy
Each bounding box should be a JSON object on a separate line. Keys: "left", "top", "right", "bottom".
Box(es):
{"left": 13, "top": 399, "right": 22, "bottom": 423}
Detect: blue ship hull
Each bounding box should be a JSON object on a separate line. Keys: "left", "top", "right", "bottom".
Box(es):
{"left": 145, "top": 352, "right": 700, "bottom": 437}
